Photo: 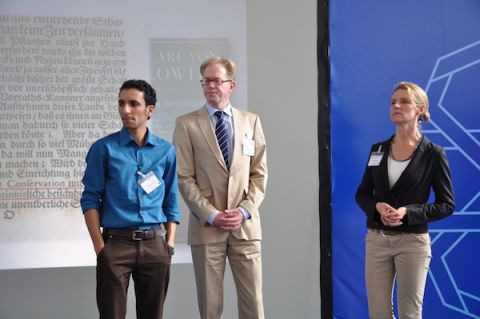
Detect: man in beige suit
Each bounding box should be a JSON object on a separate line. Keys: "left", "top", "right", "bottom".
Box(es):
{"left": 173, "top": 57, "right": 267, "bottom": 319}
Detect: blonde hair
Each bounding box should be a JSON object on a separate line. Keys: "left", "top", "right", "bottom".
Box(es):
{"left": 200, "top": 57, "right": 237, "bottom": 79}
{"left": 393, "top": 81, "right": 430, "bottom": 121}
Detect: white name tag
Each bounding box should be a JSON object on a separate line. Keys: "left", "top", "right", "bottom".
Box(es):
{"left": 367, "top": 145, "right": 384, "bottom": 167}
{"left": 138, "top": 171, "right": 161, "bottom": 194}
{"left": 243, "top": 138, "right": 255, "bottom": 156}
{"left": 368, "top": 152, "right": 384, "bottom": 166}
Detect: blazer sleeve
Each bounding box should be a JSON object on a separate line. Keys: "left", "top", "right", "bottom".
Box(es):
{"left": 172, "top": 116, "right": 217, "bottom": 225}
{"left": 355, "top": 144, "right": 378, "bottom": 221}
{"left": 405, "top": 147, "right": 455, "bottom": 224}
{"left": 238, "top": 115, "right": 268, "bottom": 215}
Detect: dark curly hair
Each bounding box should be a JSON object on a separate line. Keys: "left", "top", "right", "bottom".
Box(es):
{"left": 119, "top": 79, "right": 157, "bottom": 107}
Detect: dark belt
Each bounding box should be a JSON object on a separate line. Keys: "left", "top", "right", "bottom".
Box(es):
{"left": 369, "top": 228, "right": 403, "bottom": 236}
{"left": 104, "top": 226, "right": 165, "bottom": 241}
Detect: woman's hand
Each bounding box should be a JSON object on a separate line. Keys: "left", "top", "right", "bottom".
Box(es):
{"left": 376, "top": 202, "right": 406, "bottom": 227}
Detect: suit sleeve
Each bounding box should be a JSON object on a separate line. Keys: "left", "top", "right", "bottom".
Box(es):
{"left": 239, "top": 115, "right": 268, "bottom": 216}
{"left": 173, "top": 117, "right": 217, "bottom": 225}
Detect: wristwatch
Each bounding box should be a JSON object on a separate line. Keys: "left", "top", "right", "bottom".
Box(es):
{"left": 167, "top": 245, "right": 175, "bottom": 256}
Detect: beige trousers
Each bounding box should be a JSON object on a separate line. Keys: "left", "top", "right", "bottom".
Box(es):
{"left": 365, "top": 229, "right": 432, "bottom": 319}
{"left": 191, "top": 235, "right": 264, "bottom": 319}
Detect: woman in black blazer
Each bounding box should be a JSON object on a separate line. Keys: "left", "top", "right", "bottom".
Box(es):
{"left": 356, "top": 82, "right": 455, "bottom": 319}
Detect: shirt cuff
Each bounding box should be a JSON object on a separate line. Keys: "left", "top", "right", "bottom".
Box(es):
{"left": 207, "top": 211, "right": 220, "bottom": 225}
{"left": 239, "top": 206, "right": 251, "bottom": 221}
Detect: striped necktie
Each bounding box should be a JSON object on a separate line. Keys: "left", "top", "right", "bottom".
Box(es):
{"left": 214, "top": 111, "right": 229, "bottom": 167}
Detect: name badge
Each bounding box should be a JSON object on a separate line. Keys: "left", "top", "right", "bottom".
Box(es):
{"left": 367, "top": 145, "right": 384, "bottom": 167}
{"left": 243, "top": 138, "right": 255, "bottom": 156}
{"left": 137, "top": 171, "right": 161, "bottom": 194}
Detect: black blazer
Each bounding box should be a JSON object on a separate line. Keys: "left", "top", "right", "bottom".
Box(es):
{"left": 355, "top": 135, "right": 455, "bottom": 233}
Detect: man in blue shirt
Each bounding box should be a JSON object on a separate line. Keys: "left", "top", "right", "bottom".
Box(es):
{"left": 81, "top": 79, "right": 180, "bottom": 319}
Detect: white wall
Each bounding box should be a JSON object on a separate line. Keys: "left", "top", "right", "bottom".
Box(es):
{"left": 246, "top": 0, "right": 320, "bottom": 317}
{"left": 0, "top": 0, "right": 319, "bottom": 318}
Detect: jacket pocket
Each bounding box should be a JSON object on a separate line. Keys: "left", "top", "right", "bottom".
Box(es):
{"left": 200, "top": 187, "right": 213, "bottom": 198}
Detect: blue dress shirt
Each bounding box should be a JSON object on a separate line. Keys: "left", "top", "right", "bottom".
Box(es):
{"left": 81, "top": 128, "right": 180, "bottom": 229}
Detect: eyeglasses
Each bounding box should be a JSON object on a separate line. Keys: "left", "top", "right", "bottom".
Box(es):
{"left": 200, "top": 78, "right": 233, "bottom": 86}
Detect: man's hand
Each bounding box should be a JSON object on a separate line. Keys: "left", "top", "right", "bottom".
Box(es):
{"left": 93, "top": 241, "right": 105, "bottom": 256}
{"left": 212, "top": 208, "right": 244, "bottom": 231}
{"left": 84, "top": 208, "right": 105, "bottom": 256}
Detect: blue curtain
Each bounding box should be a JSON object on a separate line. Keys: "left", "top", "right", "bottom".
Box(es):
{"left": 329, "top": 1, "right": 480, "bottom": 318}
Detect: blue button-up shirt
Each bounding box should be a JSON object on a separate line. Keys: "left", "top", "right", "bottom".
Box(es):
{"left": 81, "top": 128, "right": 180, "bottom": 229}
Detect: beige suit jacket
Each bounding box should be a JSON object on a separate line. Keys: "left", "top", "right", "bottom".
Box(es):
{"left": 173, "top": 106, "right": 268, "bottom": 245}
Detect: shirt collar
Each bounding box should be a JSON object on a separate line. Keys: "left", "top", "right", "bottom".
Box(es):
{"left": 119, "top": 127, "right": 157, "bottom": 146}
{"left": 206, "top": 103, "right": 233, "bottom": 118}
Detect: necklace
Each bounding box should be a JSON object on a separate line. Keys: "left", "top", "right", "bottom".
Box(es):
{"left": 390, "top": 136, "right": 422, "bottom": 161}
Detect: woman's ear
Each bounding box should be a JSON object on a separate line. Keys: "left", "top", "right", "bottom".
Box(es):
{"left": 417, "top": 105, "right": 425, "bottom": 117}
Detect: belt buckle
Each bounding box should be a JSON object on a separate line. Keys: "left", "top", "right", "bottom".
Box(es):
{"left": 381, "top": 229, "right": 399, "bottom": 236}
{"left": 132, "top": 230, "right": 144, "bottom": 241}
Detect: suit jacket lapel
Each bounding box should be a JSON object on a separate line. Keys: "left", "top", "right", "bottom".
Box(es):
{"left": 379, "top": 140, "right": 392, "bottom": 195}
{"left": 391, "top": 136, "right": 427, "bottom": 198}
{"left": 196, "top": 106, "right": 229, "bottom": 171}
{"left": 231, "top": 107, "right": 245, "bottom": 172}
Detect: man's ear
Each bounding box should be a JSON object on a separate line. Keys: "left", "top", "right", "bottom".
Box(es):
{"left": 147, "top": 104, "right": 155, "bottom": 119}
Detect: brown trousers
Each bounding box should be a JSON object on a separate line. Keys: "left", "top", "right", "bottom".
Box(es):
{"left": 96, "top": 232, "right": 172, "bottom": 319}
